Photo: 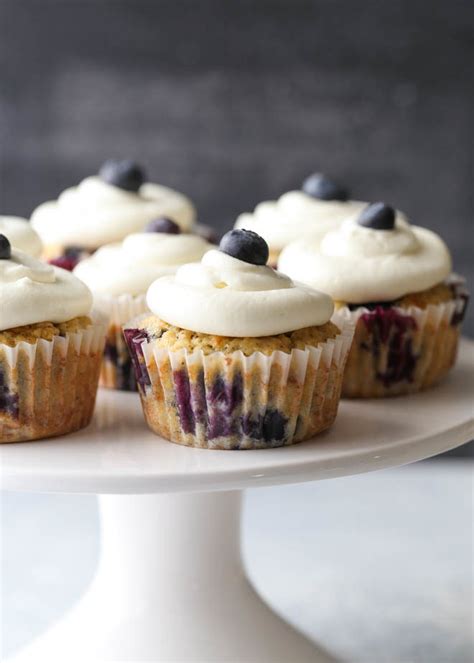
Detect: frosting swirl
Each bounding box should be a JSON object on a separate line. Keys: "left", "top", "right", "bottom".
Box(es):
{"left": 0, "top": 216, "right": 43, "bottom": 257}
{"left": 74, "top": 232, "right": 212, "bottom": 297}
{"left": 0, "top": 250, "right": 92, "bottom": 331}
{"left": 235, "top": 191, "right": 367, "bottom": 252}
{"left": 146, "top": 249, "right": 334, "bottom": 337}
{"left": 31, "top": 176, "right": 196, "bottom": 249}
{"left": 278, "top": 214, "right": 452, "bottom": 303}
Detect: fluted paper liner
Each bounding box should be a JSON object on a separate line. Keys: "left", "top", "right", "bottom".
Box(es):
{"left": 96, "top": 293, "right": 148, "bottom": 391}
{"left": 332, "top": 278, "right": 468, "bottom": 398}
{"left": 124, "top": 318, "right": 354, "bottom": 449}
{"left": 0, "top": 315, "right": 106, "bottom": 443}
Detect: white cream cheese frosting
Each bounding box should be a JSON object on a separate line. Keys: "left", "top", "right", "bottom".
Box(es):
{"left": 31, "top": 176, "right": 196, "bottom": 249}
{"left": 146, "top": 248, "right": 334, "bottom": 337}
{"left": 278, "top": 214, "right": 452, "bottom": 303}
{"left": 0, "top": 249, "right": 92, "bottom": 331}
{"left": 235, "top": 191, "right": 367, "bottom": 253}
{"left": 74, "top": 232, "right": 212, "bottom": 298}
{"left": 0, "top": 216, "right": 43, "bottom": 257}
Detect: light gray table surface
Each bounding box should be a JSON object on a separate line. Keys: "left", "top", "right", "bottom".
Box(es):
{"left": 1, "top": 460, "right": 473, "bottom": 663}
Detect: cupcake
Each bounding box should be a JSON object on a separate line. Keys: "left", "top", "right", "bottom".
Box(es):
{"left": 123, "top": 229, "right": 353, "bottom": 449}
{"left": 235, "top": 173, "right": 366, "bottom": 265}
{"left": 0, "top": 235, "right": 106, "bottom": 443}
{"left": 31, "top": 159, "right": 196, "bottom": 269}
{"left": 0, "top": 216, "right": 43, "bottom": 257}
{"left": 74, "top": 217, "right": 212, "bottom": 391}
{"left": 278, "top": 203, "right": 468, "bottom": 398}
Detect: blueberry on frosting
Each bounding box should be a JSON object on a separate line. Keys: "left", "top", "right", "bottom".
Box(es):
{"left": 99, "top": 159, "right": 146, "bottom": 193}
{"left": 0, "top": 234, "right": 11, "bottom": 260}
{"left": 302, "top": 173, "right": 349, "bottom": 202}
{"left": 219, "top": 229, "right": 269, "bottom": 266}
{"left": 357, "top": 202, "right": 395, "bottom": 230}
{"left": 145, "top": 217, "right": 181, "bottom": 234}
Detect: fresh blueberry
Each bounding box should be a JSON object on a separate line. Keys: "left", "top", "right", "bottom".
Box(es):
{"left": 357, "top": 202, "right": 395, "bottom": 230}
{"left": 0, "top": 234, "right": 11, "bottom": 260}
{"left": 302, "top": 173, "right": 349, "bottom": 201}
{"left": 99, "top": 159, "right": 146, "bottom": 192}
{"left": 219, "top": 229, "right": 269, "bottom": 265}
{"left": 145, "top": 217, "right": 181, "bottom": 234}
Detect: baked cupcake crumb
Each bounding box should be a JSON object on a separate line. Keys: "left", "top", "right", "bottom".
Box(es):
{"left": 334, "top": 282, "right": 453, "bottom": 311}
{"left": 0, "top": 316, "right": 92, "bottom": 347}
{"left": 135, "top": 314, "right": 340, "bottom": 356}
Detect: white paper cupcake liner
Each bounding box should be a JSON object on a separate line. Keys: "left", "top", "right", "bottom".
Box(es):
{"left": 95, "top": 293, "right": 148, "bottom": 327}
{"left": 94, "top": 293, "right": 148, "bottom": 391}
{"left": 124, "top": 317, "right": 354, "bottom": 449}
{"left": 332, "top": 279, "right": 468, "bottom": 397}
{"left": 0, "top": 315, "right": 106, "bottom": 443}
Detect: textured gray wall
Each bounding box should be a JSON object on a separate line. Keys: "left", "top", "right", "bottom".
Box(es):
{"left": 1, "top": 0, "right": 473, "bottom": 333}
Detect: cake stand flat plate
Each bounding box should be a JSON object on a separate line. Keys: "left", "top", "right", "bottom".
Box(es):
{"left": 1, "top": 339, "right": 472, "bottom": 495}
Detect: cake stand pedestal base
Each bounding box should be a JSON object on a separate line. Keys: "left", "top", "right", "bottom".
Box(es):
{"left": 8, "top": 341, "right": 473, "bottom": 662}
{"left": 11, "top": 491, "right": 335, "bottom": 662}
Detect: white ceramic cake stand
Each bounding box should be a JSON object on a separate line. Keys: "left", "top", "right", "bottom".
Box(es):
{"left": 2, "top": 339, "right": 473, "bottom": 663}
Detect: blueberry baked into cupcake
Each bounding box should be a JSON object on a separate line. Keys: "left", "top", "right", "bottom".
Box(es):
{"left": 31, "top": 159, "right": 196, "bottom": 269}
{"left": 235, "top": 173, "right": 366, "bottom": 265}
{"left": 0, "top": 216, "right": 42, "bottom": 257}
{"left": 74, "top": 218, "right": 212, "bottom": 391}
{"left": 123, "top": 229, "right": 353, "bottom": 449}
{"left": 0, "top": 235, "right": 106, "bottom": 443}
{"left": 278, "top": 203, "right": 468, "bottom": 398}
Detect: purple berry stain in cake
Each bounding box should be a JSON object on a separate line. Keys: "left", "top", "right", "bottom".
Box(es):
{"left": 104, "top": 340, "right": 137, "bottom": 391}
{"left": 360, "top": 307, "right": 418, "bottom": 387}
{"left": 103, "top": 339, "right": 118, "bottom": 364}
{"left": 173, "top": 369, "right": 196, "bottom": 434}
{"left": 48, "top": 246, "right": 85, "bottom": 272}
{"left": 171, "top": 370, "right": 244, "bottom": 440}
{"left": 450, "top": 281, "right": 469, "bottom": 327}
{"left": 241, "top": 409, "right": 288, "bottom": 445}
{"left": 205, "top": 373, "right": 244, "bottom": 440}
{"left": 49, "top": 255, "right": 78, "bottom": 272}
{"left": 0, "top": 367, "right": 19, "bottom": 419}
{"left": 170, "top": 368, "right": 289, "bottom": 447}
{"left": 190, "top": 370, "right": 208, "bottom": 428}
{"left": 123, "top": 328, "right": 151, "bottom": 391}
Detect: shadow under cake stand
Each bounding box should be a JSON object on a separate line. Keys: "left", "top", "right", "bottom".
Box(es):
{"left": 2, "top": 338, "right": 473, "bottom": 663}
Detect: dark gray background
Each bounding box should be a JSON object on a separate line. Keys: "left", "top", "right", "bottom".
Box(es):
{"left": 1, "top": 0, "right": 473, "bottom": 337}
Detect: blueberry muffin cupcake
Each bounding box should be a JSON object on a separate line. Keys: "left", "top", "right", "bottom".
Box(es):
{"left": 31, "top": 159, "right": 196, "bottom": 269}
{"left": 124, "top": 229, "right": 353, "bottom": 449}
{"left": 74, "top": 218, "right": 212, "bottom": 391}
{"left": 278, "top": 203, "right": 468, "bottom": 398}
{"left": 0, "top": 235, "right": 106, "bottom": 443}
{"left": 0, "top": 216, "right": 42, "bottom": 257}
{"left": 235, "top": 173, "right": 366, "bottom": 265}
